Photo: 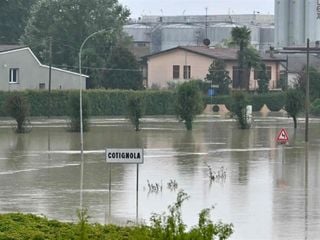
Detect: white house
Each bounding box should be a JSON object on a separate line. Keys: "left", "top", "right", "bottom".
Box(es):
{"left": 0, "top": 45, "right": 87, "bottom": 91}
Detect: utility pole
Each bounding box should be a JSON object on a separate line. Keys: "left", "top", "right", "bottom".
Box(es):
{"left": 282, "top": 39, "right": 320, "bottom": 142}
{"left": 48, "top": 37, "right": 52, "bottom": 118}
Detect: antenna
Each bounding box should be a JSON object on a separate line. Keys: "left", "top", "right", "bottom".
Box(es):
{"left": 205, "top": 7, "right": 208, "bottom": 39}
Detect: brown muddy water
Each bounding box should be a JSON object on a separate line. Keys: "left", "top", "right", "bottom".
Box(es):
{"left": 0, "top": 114, "right": 319, "bottom": 240}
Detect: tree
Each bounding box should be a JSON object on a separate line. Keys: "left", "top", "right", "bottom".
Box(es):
{"left": 68, "top": 93, "right": 90, "bottom": 132}
{"left": 230, "top": 26, "right": 251, "bottom": 90}
{"left": 230, "top": 91, "right": 250, "bottom": 129}
{"left": 205, "top": 60, "right": 231, "bottom": 95}
{"left": 294, "top": 66, "right": 320, "bottom": 101}
{"left": 230, "top": 26, "right": 261, "bottom": 90}
{"left": 0, "top": 0, "right": 37, "bottom": 44}
{"left": 176, "top": 81, "right": 204, "bottom": 130}
{"left": 4, "top": 93, "right": 30, "bottom": 133}
{"left": 256, "top": 63, "right": 270, "bottom": 93}
{"left": 127, "top": 94, "right": 145, "bottom": 131}
{"left": 100, "top": 47, "right": 143, "bottom": 89}
{"left": 21, "top": 0, "right": 132, "bottom": 88}
{"left": 285, "top": 89, "right": 304, "bottom": 129}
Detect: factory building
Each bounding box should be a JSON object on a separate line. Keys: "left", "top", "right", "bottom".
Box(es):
{"left": 123, "top": 14, "right": 275, "bottom": 58}
{"left": 275, "top": 0, "right": 320, "bottom": 48}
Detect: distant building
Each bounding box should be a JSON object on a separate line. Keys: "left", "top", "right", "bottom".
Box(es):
{"left": 275, "top": 0, "right": 320, "bottom": 48}
{"left": 123, "top": 14, "right": 275, "bottom": 59}
{"left": 143, "top": 46, "right": 285, "bottom": 90}
{"left": 282, "top": 54, "right": 320, "bottom": 87}
{"left": 0, "top": 45, "right": 87, "bottom": 91}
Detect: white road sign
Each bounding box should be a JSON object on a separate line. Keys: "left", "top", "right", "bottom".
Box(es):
{"left": 106, "top": 148, "right": 144, "bottom": 164}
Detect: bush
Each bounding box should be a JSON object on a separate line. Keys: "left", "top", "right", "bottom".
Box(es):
{"left": 0, "top": 191, "right": 233, "bottom": 239}
{"left": 127, "top": 93, "right": 145, "bottom": 131}
{"left": 68, "top": 92, "right": 90, "bottom": 132}
{"left": 176, "top": 81, "right": 204, "bottom": 130}
{"left": 310, "top": 98, "right": 320, "bottom": 116}
{"left": 264, "top": 92, "right": 286, "bottom": 111}
{"left": 230, "top": 91, "right": 250, "bottom": 129}
{"left": 4, "top": 93, "right": 30, "bottom": 133}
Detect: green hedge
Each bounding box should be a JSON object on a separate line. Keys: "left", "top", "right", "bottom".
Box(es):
{"left": 0, "top": 90, "right": 287, "bottom": 118}
{"left": 204, "top": 92, "right": 286, "bottom": 112}
{"left": 0, "top": 90, "right": 177, "bottom": 117}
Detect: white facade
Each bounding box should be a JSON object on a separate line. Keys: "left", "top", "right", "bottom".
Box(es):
{"left": 275, "top": 0, "right": 320, "bottom": 48}
{"left": 0, "top": 47, "right": 87, "bottom": 91}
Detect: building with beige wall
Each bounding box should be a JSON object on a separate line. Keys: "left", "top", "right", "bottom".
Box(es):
{"left": 144, "top": 46, "right": 285, "bottom": 90}
{"left": 0, "top": 45, "right": 87, "bottom": 91}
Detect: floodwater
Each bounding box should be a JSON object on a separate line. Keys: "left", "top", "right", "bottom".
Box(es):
{"left": 0, "top": 114, "right": 320, "bottom": 240}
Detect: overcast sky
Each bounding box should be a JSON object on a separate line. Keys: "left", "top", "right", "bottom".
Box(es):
{"left": 118, "top": 0, "right": 274, "bottom": 19}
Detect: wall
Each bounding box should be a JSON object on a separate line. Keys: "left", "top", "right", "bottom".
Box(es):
{"left": 147, "top": 48, "right": 281, "bottom": 90}
{"left": 0, "top": 48, "right": 86, "bottom": 91}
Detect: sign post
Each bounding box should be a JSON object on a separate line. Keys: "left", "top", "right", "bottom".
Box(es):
{"left": 106, "top": 148, "right": 144, "bottom": 224}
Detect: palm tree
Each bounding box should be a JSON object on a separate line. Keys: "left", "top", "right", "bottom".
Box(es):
{"left": 231, "top": 26, "right": 251, "bottom": 90}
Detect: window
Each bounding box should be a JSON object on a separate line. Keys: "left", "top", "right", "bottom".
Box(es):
{"left": 266, "top": 66, "right": 272, "bottom": 80}
{"left": 173, "top": 65, "right": 180, "bottom": 79}
{"left": 39, "top": 83, "right": 46, "bottom": 89}
{"left": 183, "top": 65, "right": 191, "bottom": 79}
{"left": 9, "top": 68, "right": 19, "bottom": 83}
{"left": 254, "top": 66, "right": 272, "bottom": 80}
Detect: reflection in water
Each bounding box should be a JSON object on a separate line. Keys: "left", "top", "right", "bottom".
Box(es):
{"left": 0, "top": 116, "right": 320, "bottom": 239}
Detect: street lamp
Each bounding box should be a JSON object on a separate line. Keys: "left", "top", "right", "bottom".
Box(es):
{"left": 78, "top": 29, "right": 109, "bottom": 210}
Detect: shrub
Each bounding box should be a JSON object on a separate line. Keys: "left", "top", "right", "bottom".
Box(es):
{"left": 176, "top": 81, "right": 204, "bottom": 130}
{"left": 310, "top": 98, "right": 320, "bottom": 116}
{"left": 230, "top": 91, "right": 250, "bottom": 129}
{"left": 68, "top": 92, "right": 90, "bottom": 132}
{"left": 285, "top": 89, "right": 304, "bottom": 128}
{"left": 127, "top": 93, "right": 145, "bottom": 131}
{"left": 4, "top": 93, "right": 30, "bottom": 133}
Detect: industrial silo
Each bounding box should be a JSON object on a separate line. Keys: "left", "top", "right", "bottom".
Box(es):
{"left": 247, "top": 25, "right": 261, "bottom": 49}
{"left": 288, "top": 0, "right": 305, "bottom": 45}
{"left": 123, "top": 24, "right": 151, "bottom": 42}
{"left": 160, "top": 24, "right": 204, "bottom": 51}
{"left": 275, "top": 0, "right": 290, "bottom": 48}
{"left": 305, "top": 0, "right": 320, "bottom": 41}
{"left": 207, "top": 23, "right": 241, "bottom": 46}
{"left": 260, "top": 26, "right": 275, "bottom": 51}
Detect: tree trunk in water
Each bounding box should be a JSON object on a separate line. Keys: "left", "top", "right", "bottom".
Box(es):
{"left": 293, "top": 116, "right": 297, "bottom": 129}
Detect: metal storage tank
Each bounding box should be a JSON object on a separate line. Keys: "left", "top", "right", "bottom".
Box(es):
{"left": 289, "top": 0, "right": 305, "bottom": 45}
{"left": 305, "top": 0, "right": 320, "bottom": 41}
{"left": 160, "top": 24, "right": 204, "bottom": 51}
{"left": 275, "top": 0, "right": 290, "bottom": 48}
{"left": 207, "top": 23, "right": 242, "bottom": 46}
{"left": 260, "top": 26, "right": 275, "bottom": 50}
{"left": 247, "top": 25, "right": 261, "bottom": 49}
{"left": 123, "top": 24, "right": 152, "bottom": 42}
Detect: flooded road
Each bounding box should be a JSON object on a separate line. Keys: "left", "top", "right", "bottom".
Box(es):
{"left": 0, "top": 114, "right": 320, "bottom": 240}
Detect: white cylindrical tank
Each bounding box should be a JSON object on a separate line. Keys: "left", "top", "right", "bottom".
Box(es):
{"left": 305, "top": 0, "right": 320, "bottom": 41}
{"left": 289, "top": 0, "right": 306, "bottom": 45}
{"left": 275, "top": 0, "right": 290, "bottom": 48}
{"left": 248, "top": 25, "right": 260, "bottom": 49}
{"left": 207, "top": 23, "right": 241, "bottom": 46}
{"left": 160, "top": 24, "right": 204, "bottom": 51}
{"left": 123, "top": 24, "right": 151, "bottom": 42}
{"left": 260, "top": 26, "right": 275, "bottom": 51}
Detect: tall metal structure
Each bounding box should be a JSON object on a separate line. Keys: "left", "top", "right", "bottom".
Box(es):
{"left": 275, "top": 0, "right": 320, "bottom": 48}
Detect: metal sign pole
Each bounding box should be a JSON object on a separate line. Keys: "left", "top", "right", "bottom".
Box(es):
{"left": 108, "top": 163, "right": 112, "bottom": 224}
{"left": 136, "top": 163, "right": 139, "bottom": 224}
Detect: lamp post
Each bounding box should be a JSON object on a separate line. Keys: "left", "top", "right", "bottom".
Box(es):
{"left": 78, "top": 29, "right": 108, "bottom": 210}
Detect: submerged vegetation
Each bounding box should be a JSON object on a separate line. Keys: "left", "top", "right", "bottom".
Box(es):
{"left": 0, "top": 191, "right": 233, "bottom": 240}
